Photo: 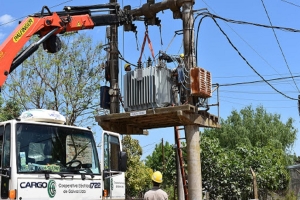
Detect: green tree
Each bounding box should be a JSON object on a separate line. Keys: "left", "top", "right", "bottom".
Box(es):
{"left": 122, "top": 135, "right": 152, "bottom": 198}
{"left": 4, "top": 33, "right": 105, "bottom": 126}
{"left": 201, "top": 105, "right": 296, "bottom": 199}
{"left": 203, "top": 105, "right": 297, "bottom": 151}
{"left": 201, "top": 136, "right": 290, "bottom": 199}
{"left": 0, "top": 97, "right": 21, "bottom": 121}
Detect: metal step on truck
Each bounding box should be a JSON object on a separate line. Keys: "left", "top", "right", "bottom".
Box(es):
{"left": 0, "top": 109, "right": 127, "bottom": 200}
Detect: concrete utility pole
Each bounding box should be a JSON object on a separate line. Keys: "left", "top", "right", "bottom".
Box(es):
{"left": 182, "top": 1, "right": 203, "bottom": 200}
{"left": 109, "top": 0, "right": 120, "bottom": 114}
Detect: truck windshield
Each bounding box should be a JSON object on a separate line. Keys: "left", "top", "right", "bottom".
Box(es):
{"left": 16, "top": 123, "right": 100, "bottom": 174}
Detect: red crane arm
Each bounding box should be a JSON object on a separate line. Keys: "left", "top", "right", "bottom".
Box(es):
{"left": 0, "top": 3, "right": 131, "bottom": 87}
{"left": 0, "top": 12, "right": 95, "bottom": 87}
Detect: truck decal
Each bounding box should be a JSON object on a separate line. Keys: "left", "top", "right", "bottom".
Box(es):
{"left": 20, "top": 181, "right": 47, "bottom": 188}
{"left": 48, "top": 180, "right": 56, "bottom": 198}
{"left": 13, "top": 17, "right": 34, "bottom": 43}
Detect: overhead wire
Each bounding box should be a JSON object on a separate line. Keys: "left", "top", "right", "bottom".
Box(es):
{"left": 194, "top": 11, "right": 298, "bottom": 100}
{"left": 219, "top": 74, "right": 300, "bottom": 86}
{"left": 218, "top": 95, "right": 290, "bottom": 102}
{"left": 0, "top": 0, "right": 73, "bottom": 27}
{"left": 218, "top": 90, "right": 296, "bottom": 94}
{"left": 199, "top": 12, "right": 300, "bottom": 33}
{"left": 199, "top": 0, "right": 298, "bottom": 91}
{"left": 260, "top": 0, "right": 300, "bottom": 92}
{"left": 208, "top": 94, "right": 297, "bottom": 109}
{"left": 165, "top": 33, "right": 177, "bottom": 52}
{"left": 214, "top": 72, "right": 300, "bottom": 79}
{"left": 219, "top": 98, "right": 296, "bottom": 109}
{"left": 281, "top": 0, "right": 300, "bottom": 8}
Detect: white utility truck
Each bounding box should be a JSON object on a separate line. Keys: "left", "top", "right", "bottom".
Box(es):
{"left": 0, "top": 109, "right": 126, "bottom": 199}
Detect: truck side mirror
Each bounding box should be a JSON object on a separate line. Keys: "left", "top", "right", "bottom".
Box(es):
{"left": 118, "top": 151, "right": 127, "bottom": 172}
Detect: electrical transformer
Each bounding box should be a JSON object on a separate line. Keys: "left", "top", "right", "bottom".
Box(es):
{"left": 123, "top": 67, "right": 173, "bottom": 111}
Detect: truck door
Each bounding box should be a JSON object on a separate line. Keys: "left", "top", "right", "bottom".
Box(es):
{"left": 102, "top": 131, "right": 126, "bottom": 199}
{"left": 0, "top": 124, "right": 11, "bottom": 199}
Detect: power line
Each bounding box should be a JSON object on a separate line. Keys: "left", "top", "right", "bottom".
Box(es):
{"left": 210, "top": 17, "right": 297, "bottom": 100}
{"left": 219, "top": 75, "right": 300, "bottom": 87}
{"left": 199, "top": 12, "right": 300, "bottom": 33}
{"left": 214, "top": 97, "right": 296, "bottom": 108}
{"left": 260, "top": 0, "right": 300, "bottom": 92}
{"left": 218, "top": 95, "right": 290, "bottom": 102}
{"left": 281, "top": 0, "right": 300, "bottom": 8}
{"left": 214, "top": 72, "right": 300, "bottom": 79}
{"left": 0, "top": 0, "right": 73, "bottom": 27}
{"left": 199, "top": 0, "right": 297, "bottom": 89}
{"left": 218, "top": 90, "right": 296, "bottom": 94}
{"left": 195, "top": 11, "right": 298, "bottom": 100}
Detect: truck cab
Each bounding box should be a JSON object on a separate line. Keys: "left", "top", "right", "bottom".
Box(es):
{"left": 0, "top": 109, "right": 126, "bottom": 199}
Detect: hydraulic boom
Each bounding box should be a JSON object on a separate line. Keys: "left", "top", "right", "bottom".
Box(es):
{"left": 0, "top": 3, "right": 132, "bottom": 87}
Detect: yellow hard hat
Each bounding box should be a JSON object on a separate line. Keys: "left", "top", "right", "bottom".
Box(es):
{"left": 124, "top": 63, "right": 131, "bottom": 70}
{"left": 180, "top": 53, "right": 184, "bottom": 58}
{"left": 152, "top": 171, "right": 163, "bottom": 183}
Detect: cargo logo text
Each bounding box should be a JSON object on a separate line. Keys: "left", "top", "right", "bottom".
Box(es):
{"left": 20, "top": 182, "right": 47, "bottom": 188}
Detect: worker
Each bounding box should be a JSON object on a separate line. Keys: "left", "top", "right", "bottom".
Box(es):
{"left": 180, "top": 53, "right": 184, "bottom": 59}
{"left": 124, "top": 63, "right": 131, "bottom": 71}
{"left": 144, "top": 171, "right": 168, "bottom": 200}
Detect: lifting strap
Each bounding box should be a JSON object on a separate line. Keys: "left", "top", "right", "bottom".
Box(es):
{"left": 138, "top": 27, "right": 155, "bottom": 65}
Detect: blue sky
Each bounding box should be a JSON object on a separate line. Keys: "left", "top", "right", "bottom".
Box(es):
{"left": 1, "top": 0, "right": 300, "bottom": 159}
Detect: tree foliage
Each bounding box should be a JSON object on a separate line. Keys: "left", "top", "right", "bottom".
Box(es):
{"left": 201, "top": 105, "right": 296, "bottom": 199}
{"left": 0, "top": 97, "right": 21, "bottom": 121}
{"left": 122, "top": 135, "right": 152, "bottom": 198}
{"left": 142, "top": 106, "right": 296, "bottom": 199}
{"left": 203, "top": 105, "right": 297, "bottom": 151}
{"left": 4, "top": 33, "right": 105, "bottom": 126}
{"left": 201, "top": 136, "right": 290, "bottom": 199}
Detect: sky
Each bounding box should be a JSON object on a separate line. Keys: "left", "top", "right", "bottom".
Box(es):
{"left": 1, "top": 0, "right": 300, "bottom": 159}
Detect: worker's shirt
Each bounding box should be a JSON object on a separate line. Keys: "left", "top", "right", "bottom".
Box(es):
{"left": 144, "top": 186, "right": 168, "bottom": 200}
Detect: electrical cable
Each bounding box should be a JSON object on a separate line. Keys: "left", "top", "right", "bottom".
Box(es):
{"left": 219, "top": 90, "right": 296, "bottom": 94}
{"left": 218, "top": 95, "right": 291, "bottom": 102}
{"left": 219, "top": 75, "right": 300, "bottom": 87}
{"left": 281, "top": 0, "right": 300, "bottom": 8}
{"left": 118, "top": 50, "right": 138, "bottom": 67}
{"left": 218, "top": 98, "right": 296, "bottom": 108}
{"left": 195, "top": 15, "right": 209, "bottom": 66}
{"left": 0, "top": 0, "right": 73, "bottom": 27}
{"left": 215, "top": 72, "right": 300, "bottom": 79}
{"left": 260, "top": 0, "right": 300, "bottom": 92}
{"left": 165, "top": 33, "right": 177, "bottom": 52}
{"left": 200, "top": 12, "right": 300, "bottom": 33}
{"left": 209, "top": 16, "right": 297, "bottom": 100}
{"left": 197, "top": 1, "right": 293, "bottom": 89}
{"left": 194, "top": 10, "right": 299, "bottom": 100}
